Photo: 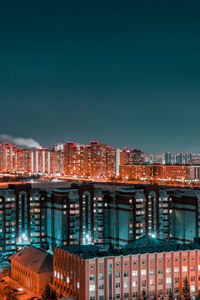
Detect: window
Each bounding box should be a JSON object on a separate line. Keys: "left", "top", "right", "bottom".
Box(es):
{"left": 174, "top": 277, "right": 179, "bottom": 283}
{"left": 191, "top": 286, "right": 195, "bottom": 292}
{"left": 149, "top": 269, "right": 154, "bottom": 275}
{"left": 174, "top": 267, "right": 179, "bottom": 273}
{"left": 166, "top": 268, "right": 171, "bottom": 273}
{"left": 99, "top": 274, "right": 104, "bottom": 280}
{"left": 89, "top": 285, "right": 95, "bottom": 292}
{"left": 183, "top": 266, "right": 187, "bottom": 272}
{"left": 99, "top": 284, "right": 104, "bottom": 290}
{"left": 158, "top": 269, "right": 163, "bottom": 274}
{"left": 90, "top": 274, "right": 95, "bottom": 280}
{"left": 141, "top": 270, "right": 146, "bottom": 276}
{"left": 132, "top": 281, "right": 137, "bottom": 287}
{"left": 166, "top": 278, "right": 171, "bottom": 284}
{"left": 116, "top": 272, "right": 120, "bottom": 278}
{"left": 150, "top": 279, "right": 154, "bottom": 285}
{"left": 124, "top": 282, "right": 128, "bottom": 288}
{"left": 116, "top": 283, "right": 120, "bottom": 288}
{"left": 133, "top": 292, "right": 138, "bottom": 298}
{"left": 141, "top": 280, "right": 146, "bottom": 287}
{"left": 124, "top": 272, "right": 129, "bottom": 277}
{"left": 132, "top": 271, "right": 137, "bottom": 276}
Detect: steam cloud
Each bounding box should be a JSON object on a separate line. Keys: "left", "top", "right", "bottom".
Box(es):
{"left": 0, "top": 134, "right": 42, "bottom": 149}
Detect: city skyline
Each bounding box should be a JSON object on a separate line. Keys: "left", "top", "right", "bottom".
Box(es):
{"left": 2, "top": 135, "right": 200, "bottom": 155}
{"left": 0, "top": 1, "right": 200, "bottom": 153}
{"left": 1, "top": 1, "right": 200, "bottom": 299}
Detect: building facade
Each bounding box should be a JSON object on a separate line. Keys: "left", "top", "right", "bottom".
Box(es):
{"left": 53, "top": 236, "right": 200, "bottom": 300}
{"left": 0, "top": 184, "right": 47, "bottom": 253}
{"left": 1, "top": 183, "right": 200, "bottom": 255}
{"left": 10, "top": 245, "right": 53, "bottom": 295}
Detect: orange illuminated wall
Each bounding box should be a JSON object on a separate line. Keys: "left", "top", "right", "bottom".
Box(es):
{"left": 53, "top": 246, "right": 200, "bottom": 300}
{"left": 119, "top": 164, "right": 189, "bottom": 182}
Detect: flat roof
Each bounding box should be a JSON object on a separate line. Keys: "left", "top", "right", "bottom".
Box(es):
{"left": 59, "top": 235, "right": 200, "bottom": 260}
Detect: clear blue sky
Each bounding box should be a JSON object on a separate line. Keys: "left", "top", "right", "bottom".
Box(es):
{"left": 0, "top": 0, "right": 200, "bottom": 152}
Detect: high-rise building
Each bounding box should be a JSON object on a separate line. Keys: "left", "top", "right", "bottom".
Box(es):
{"left": 2, "top": 183, "right": 200, "bottom": 255}
{"left": 0, "top": 184, "right": 47, "bottom": 253}
{"left": 63, "top": 141, "right": 116, "bottom": 179}
{"left": 120, "top": 149, "right": 144, "bottom": 165}
{"left": 0, "top": 142, "right": 16, "bottom": 172}
{"left": 163, "top": 152, "right": 172, "bottom": 164}
{"left": 116, "top": 148, "right": 121, "bottom": 176}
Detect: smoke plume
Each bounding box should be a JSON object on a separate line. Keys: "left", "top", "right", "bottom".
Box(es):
{"left": 0, "top": 134, "right": 42, "bottom": 149}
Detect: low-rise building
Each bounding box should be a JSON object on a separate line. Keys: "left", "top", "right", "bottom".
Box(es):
{"left": 10, "top": 245, "right": 53, "bottom": 295}
{"left": 53, "top": 236, "right": 200, "bottom": 300}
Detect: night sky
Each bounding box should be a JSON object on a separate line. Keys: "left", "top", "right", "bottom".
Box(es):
{"left": 0, "top": 0, "right": 200, "bottom": 153}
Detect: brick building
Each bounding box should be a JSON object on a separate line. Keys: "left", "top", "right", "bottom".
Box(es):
{"left": 10, "top": 245, "right": 53, "bottom": 295}
{"left": 53, "top": 235, "right": 200, "bottom": 300}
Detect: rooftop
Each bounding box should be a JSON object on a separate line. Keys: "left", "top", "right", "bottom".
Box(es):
{"left": 59, "top": 235, "right": 200, "bottom": 260}
{"left": 9, "top": 245, "right": 53, "bottom": 273}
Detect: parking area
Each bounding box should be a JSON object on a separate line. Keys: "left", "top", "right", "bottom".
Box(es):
{"left": 0, "top": 276, "right": 41, "bottom": 300}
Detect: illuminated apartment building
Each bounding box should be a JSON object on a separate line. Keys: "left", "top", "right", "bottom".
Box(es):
{"left": 119, "top": 164, "right": 189, "bottom": 182}
{"left": 0, "top": 184, "right": 47, "bottom": 253}
{"left": 0, "top": 142, "right": 16, "bottom": 172}
{"left": 50, "top": 150, "right": 64, "bottom": 175}
{"left": 89, "top": 141, "right": 109, "bottom": 178}
{"left": 120, "top": 149, "right": 144, "bottom": 165}
{"left": 63, "top": 141, "right": 116, "bottom": 179}
{"left": 53, "top": 235, "right": 200, "bottom": 300}
{"left": 31, "top": 148, "right": 51, "bottom": 174}
{"left": 64, "top": 142, "right": 78, "bottom": 176}
{"left": 106, "top": 146, "right": 116, "bottom": 178}
{"left": 1, "top": 182, "right": 200, "bottom": 256}
{"left": 46, "top": 183, "right": 109, "bottom": 251}
{"left": 15, "top": 148, "right": 32, "bottom": 173}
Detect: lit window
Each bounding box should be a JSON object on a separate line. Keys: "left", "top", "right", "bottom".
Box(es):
{"left": 132, "top": 271, "right": 137, "bottom": 276}
{"left": 183, "top": 266, "right": 187, "bottom": 272}
{"left": 174, "top": 267, "right": 179, "bottom": 273}
{"left": 89, "top": 284, "right": 95, "bottom": 292}
{"left": 191, "top": 286, "right": 195, "bottom": 292}
{"left": 132, "top": 281, "right": 137, "bottom": 287}
{"left": 141, "top": 270, "right": 146, "bottom": 275}
{"left": 166, "top": 268, "right": 171, "bottom": 273}
{"left": 166, "top": 278, "right": 171, "bottom": 284}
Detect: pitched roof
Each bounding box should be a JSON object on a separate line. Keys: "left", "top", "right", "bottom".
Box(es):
{"left": 9, "top": 246, "right": 53, "bottom": 273}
